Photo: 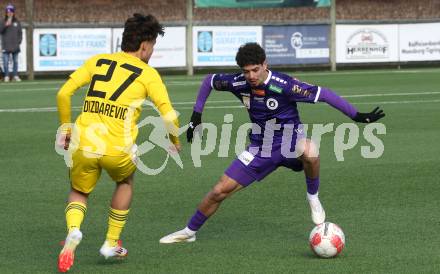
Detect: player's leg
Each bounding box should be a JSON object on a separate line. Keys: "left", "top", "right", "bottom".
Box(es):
{"left": 99, "top": 154, "right": 136, "bottom": 259}
{"left": 296, "top": 138, "right": 325, "bottom": 224}
{"left": 58, "top": 151, "right": 101, "bottom": 272}
{"left": 160, "top": 149, "right": 277, "bottom": 244}
{"left": 159, "top": 174, "right": 243, "bottom": 244}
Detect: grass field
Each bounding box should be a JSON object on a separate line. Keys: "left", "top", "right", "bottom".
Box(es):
{"left": 1, "top": 68, "right": 439, "bottom": 273}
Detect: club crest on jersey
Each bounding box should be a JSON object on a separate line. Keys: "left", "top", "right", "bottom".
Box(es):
{"left": 252, "top": 89, "right": 265, "bottom": 96}
{"left": 292, "top": 84, "right": 311, "bottom": 97}
{"left": 266, "top": 98, "right": 278, "bottom": 110}
{"left": 269, "top": 84, "right": 283, "bottom": 94}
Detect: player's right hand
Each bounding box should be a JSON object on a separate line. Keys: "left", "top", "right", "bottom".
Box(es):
{"left": 187, "top": 111, "right": 202, "bottom": 143}
{"left": 169, "top": 143, "right": 182, "bottom": 154}
{"left": 56, "top": 132, "right": 71, "bottom": 150}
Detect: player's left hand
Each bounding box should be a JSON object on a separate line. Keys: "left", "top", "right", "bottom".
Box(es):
{"left": 352, "top": 107, "right": 385, "bottom": 123}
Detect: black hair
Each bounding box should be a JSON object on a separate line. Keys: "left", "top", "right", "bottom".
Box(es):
{"left": 121, "top": 13, "right": 164, "bottom": 52}
{"left": 235, "top": 42, "right": 266, "bottom": 68}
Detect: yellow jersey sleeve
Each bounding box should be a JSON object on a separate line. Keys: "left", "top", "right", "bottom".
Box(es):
{"left": 69, "top": 57, "right": 94, "bottom": 87}
{"left": 56, "top": 78, "right": 80, "bottom": 127}
{"left": 56, "top": 56, "right": 96, "bottom": 131}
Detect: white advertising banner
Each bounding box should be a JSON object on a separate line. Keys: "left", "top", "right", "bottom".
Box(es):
{"left": 193, "top": 26, "right": 262, "bottom": 66}
{"left": 336, "top": 24, "right": 399, "bottom": 63}
{"left": 33, "top": 28, "right": 112, "bottom": 71}
{"left": 399, "top": 23, "right": 440, "bottom": 61}
{"left": 0, "top": 28, "right": 26, "bottom": 72}
{"left": 112, "top": 27, "right": 186, "bottom": 68}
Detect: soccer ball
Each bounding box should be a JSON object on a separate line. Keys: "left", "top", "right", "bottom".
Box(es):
{"left": 309, "top": 222, "right": 345, "bottom": 258}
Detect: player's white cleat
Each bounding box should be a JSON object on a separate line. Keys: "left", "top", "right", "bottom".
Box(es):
{"left": 159, "top": 227, "right": 196, "bottom": 244}
{"left": 307, "top": 196, "right": 326, "bottom": 225}
{"left": 99, "top": 240, "right": 128, "bottom": 259}
{"left": 58, "top": 228, "right": 83, "bottom": 272}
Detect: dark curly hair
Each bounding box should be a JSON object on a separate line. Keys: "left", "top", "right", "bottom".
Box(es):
{"left": 121, "top": 13, "right": 164, "bottom": 52}
{"left": 235, "top": 42, "right": 266, "bottom": 68}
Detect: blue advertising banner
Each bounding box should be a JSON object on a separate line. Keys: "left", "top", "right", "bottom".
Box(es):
{"left": 263, "top": 25, "right": 329, "bottom": 65}
{"left": 193, "top": 26, "right": 262, "bottom": 66}
{"left": 33, "top": 28, "right": 112, "bottom": 71}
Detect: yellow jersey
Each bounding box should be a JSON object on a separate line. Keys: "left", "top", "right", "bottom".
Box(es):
{"left": 57, "top": 52, "right": 179, "bottom": 156}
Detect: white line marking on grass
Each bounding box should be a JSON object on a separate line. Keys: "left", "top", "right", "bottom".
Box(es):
{"left": 352, "top": 99, "right": 440, "bottom": 105}
{"left": 173, "top": 100, "right": 237, "bottom": 105}
{"left": 1, "top": 99, "right": 439, "bottom": 113}
{"left": 342, "top": 91, "right": 440, "bottom": 98}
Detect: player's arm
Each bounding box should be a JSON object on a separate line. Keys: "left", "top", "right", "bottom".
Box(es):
{"left": 187, "top": 74, "right": 214, "bottom": 143}
{"left": 147, "top": 77, "right": 181, "bottom": 148}
{"left": 56, "top": 60, "right": 93, "bottom": 149}
{"left": 188, "top": 73, "right": 235, "bottom": 142}
{"left": 318, "top": 88, "right": 385, "bottom": 123}
{"left": 56, "top": 79, "right": 80, "bottom": 150}
{"left": 288, "top": 78, "right": 385, "bottom": 123}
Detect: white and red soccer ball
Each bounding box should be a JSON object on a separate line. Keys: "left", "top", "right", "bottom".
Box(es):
{"left": 309, "top": 222, "right": 345, "bottom": 258}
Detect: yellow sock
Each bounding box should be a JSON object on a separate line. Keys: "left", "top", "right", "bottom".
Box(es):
{"left": 106, "top": 208, "right": 130, "bottom": 247}
{"left": 65, "top": 202, "right": 87, "bottom": 233}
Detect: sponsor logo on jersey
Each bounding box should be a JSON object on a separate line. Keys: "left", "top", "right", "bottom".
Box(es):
{"left": 232, "top": 80, "right": 247, "bottom": 87}
{"left": 292, "top": 84, "right": 311, "bottom": 97}
{"left": 242, "top": 96, "right": 250, "bottom": 109}
{"left": 238, "top": 150, "right": 255, "bottom": 166}
{"left": 269, "top": 84, "right": 283, "bottom": 94}
{"left": 252, "top": 89, "right": 265, "bottom": 96}
{"left": 266, "top": 98, "right": 279, "bottom": 110}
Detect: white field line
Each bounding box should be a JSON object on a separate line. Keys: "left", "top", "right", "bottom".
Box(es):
{"left": 1, "top": 98, "right": 440, "bottom": 113}
{"left": 0, "top": 68, "right": 439, "bottom": 90}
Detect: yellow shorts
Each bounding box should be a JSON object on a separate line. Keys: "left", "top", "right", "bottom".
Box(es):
{"left": 70, "top": 150, "right": 137, "bottom": 194}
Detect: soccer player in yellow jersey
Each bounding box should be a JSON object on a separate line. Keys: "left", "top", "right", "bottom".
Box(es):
{"left": 56, "top": 14, "right": 180, "bottom": 272}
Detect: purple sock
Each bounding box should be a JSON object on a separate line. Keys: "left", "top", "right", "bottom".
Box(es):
{"left": 306, "top": 177, "right": 320, "bottom": 195}
{"left": 187, "top": 210, "right": 208, "bottom": 231}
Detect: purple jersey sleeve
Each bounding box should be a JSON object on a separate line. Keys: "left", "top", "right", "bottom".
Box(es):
{"left": 286, "top": 77, "right": 358, "bottom": 119}
{"left": 318, "top": 87, "right": 358, "bottom": 119}
{"left": 193, "top": 74, "right": 214, "bottom": 113}
{"left": 211, "top": 73, "right": 236, "bottom": 91}
{"left": 193, "top": 73, "right": 239, "bottom": 113}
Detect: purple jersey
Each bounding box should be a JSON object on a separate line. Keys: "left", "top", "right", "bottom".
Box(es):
{"left": 211, "top": 70, "right": 320, "bottom": 145}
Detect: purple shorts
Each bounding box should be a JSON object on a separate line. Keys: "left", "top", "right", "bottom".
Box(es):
{"left": 225, "top": 143, "right": 304, "bottom": 187}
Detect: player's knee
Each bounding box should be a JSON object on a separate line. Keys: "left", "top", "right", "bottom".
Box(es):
{"left": 208, "top": 186, "right": 228, "bottom": 202}
{"left": 300, "top": 140, "right": 319, "bottom": 159}
{"left": 208, "top": 180, "right": 230, "bottom": 202}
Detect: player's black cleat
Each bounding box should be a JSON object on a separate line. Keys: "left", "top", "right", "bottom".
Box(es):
{"left": 352, "top": 107, "right": 385, "bottom": 123}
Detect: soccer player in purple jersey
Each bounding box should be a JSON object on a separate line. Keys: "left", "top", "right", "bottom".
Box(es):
{"left": 160, "top": 43, "right": 385, "bottom": 243}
